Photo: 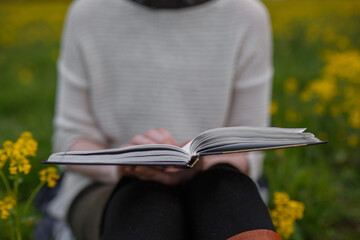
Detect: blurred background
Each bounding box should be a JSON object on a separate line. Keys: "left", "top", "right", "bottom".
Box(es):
{"left": 0, "top": 0, "right": 359, "bottom": 239}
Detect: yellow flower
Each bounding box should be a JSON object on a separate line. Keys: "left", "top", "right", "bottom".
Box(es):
{"left": 9, "top": 156, "right": 31, "bottom": 175}
{"left": 349, "top": 109, "right": 360, "bottom": 129}
{"left": 13, "top": 132, "right": 38, "bottom": 157}
{"left": 39, "top": 167, "right": 60, "bottom": 188}
{"left": 0, "top": 149, "right": 8, "bottom": 169}
{"left": 306, "top": 78, "right": 338, "bottom": 102}
{"left": 270, "top": 101, "right": 279, "bottom": 115}
{"left": 289, "top": 200, "right": 305, "bottom": 219}
{"left": 3, "top": 140, "right": 13, "bottom": 157}
{"left": 1, "top": 132, "right": 37, "bottom": 175}
{"left": 273, "top": 192, "right": 290, "bottom": 207}
{"left": 0, "top": 196, "right": 16, "bottom": 220}
{"left": 323, "top": 50, "right": 360, "bottom": 83}
{"left": 270, "top": 192, "right": 305, "bottom": 239}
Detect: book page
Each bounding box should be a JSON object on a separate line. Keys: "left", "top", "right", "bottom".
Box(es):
{"left": 191, "top": 126, "right": 321, "bottom": 154}
{"left": 45, "top": 144, "right": 191, "bottom": 166}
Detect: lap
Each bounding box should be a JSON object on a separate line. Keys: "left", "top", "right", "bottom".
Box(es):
{"left": 69, "top": 164, "right": 273, "bottom": 240}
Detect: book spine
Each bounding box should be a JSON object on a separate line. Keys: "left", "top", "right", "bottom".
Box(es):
{"left": 186, "top": 155, "right": 200, "bottom": 168}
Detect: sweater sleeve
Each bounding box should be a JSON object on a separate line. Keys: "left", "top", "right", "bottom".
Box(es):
{"left": 53, "top": 4, "right": 107, "bottom": 153}
{"left": 225, "top": 1, "right": 273, "bottom": 180}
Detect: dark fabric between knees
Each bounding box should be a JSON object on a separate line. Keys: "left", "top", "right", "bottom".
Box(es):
{"left": 185, "top": 164, "right": 275, "bottom": 240}
{"left": 100, "top": 177, "right": 187, "bottom": 240}
{"left": 100, "top": 164, "right": 275, "bottom": 240}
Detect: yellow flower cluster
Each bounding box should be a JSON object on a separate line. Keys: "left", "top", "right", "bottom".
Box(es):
{"left": 39, "top": 167, "right": 60, "bottom": 188}
{"left": 301, "top": 50, "right": 360, "bottom": 129}
{"left": 0, "top": 132, "right": 60, "bottom": 239}
{"left": 0, "top": 132, "right": 38, "bottom": 175}
{"left": 0, "top": 196, "right": 16, "bottom": 220}
{"left": 270, "top": 192, "right": 305, "bottom": 239}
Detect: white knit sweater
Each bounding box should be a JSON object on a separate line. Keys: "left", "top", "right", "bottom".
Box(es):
{"left": 48, "top": 0, "right": 273, "bottom": 238}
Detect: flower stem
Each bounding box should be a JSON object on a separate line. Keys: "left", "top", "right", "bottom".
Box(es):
{"left": 23, "top": 181, "right": 45, "bottom": 219}
{"left": 6, "top": 217, "right": 16, "bottom": 240}
{"left": 0, "top": 170, "right": 12, "bottom": 194}
{"left": 13, "top": 174, "right": 22, "bottom": 240}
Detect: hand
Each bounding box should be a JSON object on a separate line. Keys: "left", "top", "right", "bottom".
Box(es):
{"left": 119, "top": 128, "right": 201, "bottom": 184}
{"left": 119, "top": 162, "right": 203, "bottom": 185}
{"left": 130, "top": 128, "right": 178, "bottom": 146}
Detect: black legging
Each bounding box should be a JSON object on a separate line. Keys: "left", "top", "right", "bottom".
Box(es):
{"left": 100, "top": 164, "right": 275, "bottom": 240}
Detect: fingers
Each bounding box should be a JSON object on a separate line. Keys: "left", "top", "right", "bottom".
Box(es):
{"left": 130, "top": 134, "right": 156, "bottom": 145}
{"left": 179, "top": 139, "right": 192, "bottom": 147}
{"left": 120, "top": 144, "right": 133, "bottom": 148}
{"left": 130, "top": 128, "right": 178, "bottom": 146}
{"left": 163, "top": 166, "right": 182, "bottom": 173}
{"left": 118, "top": 166, "right": 135, "bottom": 176}
{"left": 121, "top": 166, "right": 197, "bottom": 185}
{"left": 144, "top": 128, "right": 178, "bottom": 145}
{"left": 128, "top": 166, "right": 174, "bottom": 184}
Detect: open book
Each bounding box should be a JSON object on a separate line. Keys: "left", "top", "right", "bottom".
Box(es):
{"left": 43, "top": 126, "right": 326, "bottom": 168}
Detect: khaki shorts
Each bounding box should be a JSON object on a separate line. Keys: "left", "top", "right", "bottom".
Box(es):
{"left": 68, "top": 183, "right": 116, "bottom": 240}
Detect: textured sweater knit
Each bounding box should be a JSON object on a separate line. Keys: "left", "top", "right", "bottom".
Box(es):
{"left": 49, "top": 0, "right": 273, "bottom": 238}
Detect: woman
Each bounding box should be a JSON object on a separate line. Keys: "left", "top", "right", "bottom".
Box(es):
{"left": 47, "top": 0, "right": 280, "bottom": 239}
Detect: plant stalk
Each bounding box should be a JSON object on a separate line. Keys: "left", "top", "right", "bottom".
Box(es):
{"left": 0, "top": 170, "right": 12, "bottom": 194}
{"left": 23, "top": 181, "right": 44, "bottom": 218}
{"left": 13, "top": 174, "right": 22, "bottom": 240}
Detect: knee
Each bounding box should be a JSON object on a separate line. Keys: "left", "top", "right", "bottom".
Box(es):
{"left": 190, "top": 164, "right": 259, "bottom": 197}
{"left": 109, "top": 179, "right": 182, "bottom": 210}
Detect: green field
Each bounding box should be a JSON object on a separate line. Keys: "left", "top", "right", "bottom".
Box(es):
{"left": 0, "top": 0, "right": 359, "bottom": 239}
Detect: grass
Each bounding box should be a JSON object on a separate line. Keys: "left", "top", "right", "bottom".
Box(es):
{"left": 0, "top": 0, "right": 360, "bottom": 239}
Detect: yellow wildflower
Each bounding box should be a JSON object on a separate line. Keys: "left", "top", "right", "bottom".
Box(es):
{"left": 13, "top": 132, "right": 38, "bottom": 157}
{"left": 1, "top": 132, "right": 37, "bottom": 175}
{"left": 323, "top": 50, "right": 360, "bottom": 83}
{"left": 3, "top": 140, "right": 13, "bottom": 157}
{"left": 273, "top": 192, "right": 290, "bottom": 206}
{"left": 270, "top": 192, "right": 305, "bottom": 239}
{"left": 0, "top": 196, "right": 16, "bottom": 220}
{"left": 9, "top": 157, "right": 31, "bottom": 175}
{"left": 39, "top": 167, "right": 60, "bottom": 188}
{"left": 0, "top": 149, "right": 8, "bottom": 169}
{"left": 289, "top": 200, "right": 305, "bottom": 219}
{"left": 306, "top": 78, "right": 338, "bottom": 102}
{"left": 349, "top": 110, "right": 360, "bottom": 129}
{"left": 270, "top": 101, "right": 279, "bottom": 115}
